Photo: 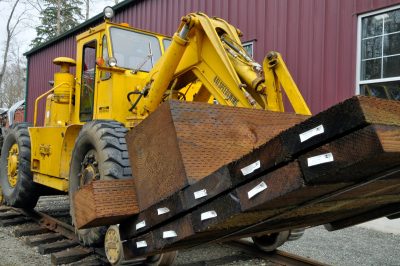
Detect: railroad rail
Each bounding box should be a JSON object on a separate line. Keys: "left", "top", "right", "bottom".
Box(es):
{"left": 0, "top": 200, "right": 328, "bottom": 266}
{"left": 225, "top": 240, "right": 329, "bottom": 266}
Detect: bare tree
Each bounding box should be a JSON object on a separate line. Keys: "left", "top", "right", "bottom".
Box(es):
{"left": 114, "top": 0, "right": 118, "bottom": 4}
{"left": 0, "top": 45, "right": 26, "bottom": 108}
{"left": 85, "top": 0, "right": 89, "bottom": 20}
{"left": 84, "top": 0, "right": 93, "bottom": 20}
{"left": 25, "top": 0, "right": 43, "bottom": 12}
{"left": 0, "top": 0, "right": 24, "bottom": 91}
{"left": 56, "top": 0, "right": 61, "bottom": 34}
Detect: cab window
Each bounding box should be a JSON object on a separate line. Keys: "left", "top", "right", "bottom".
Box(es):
{"left": 109, "top": 27, "right": 162, "bottom": 72}
{"left": 163, "top": 39, "right": 171, "bottom": 51}
{"left": 79, "top": 40, "right": 97, "bottom": 122}
{"left": 101, "top": 35, "right": 111, "bottom": 80}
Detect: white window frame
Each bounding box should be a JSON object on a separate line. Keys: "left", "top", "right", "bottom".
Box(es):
{"left": 356, "top": 5, "right": 400, "bottom": 95}
{"left": 243, "top": 41, "right": 254, "bottom": 58}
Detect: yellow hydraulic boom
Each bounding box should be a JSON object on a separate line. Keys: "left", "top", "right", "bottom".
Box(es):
{"left": 139, "top": 13, "right": 311, "bottom": 116}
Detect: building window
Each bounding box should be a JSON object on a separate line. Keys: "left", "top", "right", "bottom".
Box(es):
{"left": 357, "top": 6, "right": 400, "bottom": 100}
{"left": 243, "top": 41, "right": 254, "bottom": 58}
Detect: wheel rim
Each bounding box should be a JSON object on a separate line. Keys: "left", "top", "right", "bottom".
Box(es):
{"left": 7, "top": 143, "right": 19, "bottom": 188}
{"left": 79, "top": 149, "right": 100, "bottom": 188}
{"left": 105, "top": 226, "right": 123, "bottom": 265}
{"left": 75, "top": 149, "right": 101, "bottom": 239}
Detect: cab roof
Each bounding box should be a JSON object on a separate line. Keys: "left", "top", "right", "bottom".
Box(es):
{"left": 24, "top": 0, "right": 169, "bottom": 57}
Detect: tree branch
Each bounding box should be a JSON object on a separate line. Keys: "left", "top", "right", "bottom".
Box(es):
{"left": 0, "top": 0, "right": 21, "bottom": 90}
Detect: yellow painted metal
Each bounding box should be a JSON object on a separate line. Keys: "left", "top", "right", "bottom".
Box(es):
{"left": 59, "top": 125, "right": 81, "bottom": 179}
{"left": 138, "top": 13, "right": 310, "bottom": 117}
{"left": 52, "top": 59, "right": 75, "bottom": 102}
{"left": 29, "top": 13, "right": 312, "bottom": 192}
{"left": 263, "top": 52, "right": 311, "bottom": 115}
{"left": 140, "top": 32, "right": 189, "bottom": 114}
{"left": 29, "top": 125, "right": 80, "bottom": 192}
{"left": 29, "top": 127, "right": 65, "bottom": 178}
{"left": 33, "top": 173, "right": 69, "bottom": 192}
{"left": 34, "top": 87, "right": 55, "bottom": 127}
{"left": 53, "top": 57, "right": 76, "bottom": 68}
{"left": 7, "top": 143, "right": 19, "bottom": 188}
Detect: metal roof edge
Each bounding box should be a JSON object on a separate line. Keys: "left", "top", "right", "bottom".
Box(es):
{"left": 24, "top": 0, "right": 138, "bottom": 57}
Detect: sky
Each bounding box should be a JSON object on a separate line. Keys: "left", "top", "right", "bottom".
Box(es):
{"left": 0, "top": 0, "right": 120, "bottom": 58}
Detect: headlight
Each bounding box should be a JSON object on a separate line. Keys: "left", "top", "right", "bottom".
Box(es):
{"left": 104, "top": 6, "right": 114, "bottom": 20}
{"left": 108, "top": 57, "right": 117, "bottom": 67}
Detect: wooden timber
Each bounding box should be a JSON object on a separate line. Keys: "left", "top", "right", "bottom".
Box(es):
{"left": 119, "top": 96, "right": 400, "bottom": 259}
{"left": 122, "top": 193, "right": 400, "bottom": 258}
{"left": 38, "top": 239, "right": 79, "bottom": 254}
{"left": 229, "top": 96, "right": 400, "bottom": 183}
{"left": 73, "top": 179, "right": 139, "bottom": 229}
{"left": 121, "top": 161, "right": 400, "bottom": 257}
{"left": 51, "top": 247, "right": 92, "bottom": 265}
{"left": 25, "top": 233, "right": 64, "bottom": 247}
{"left": 121, "top": 97, "right": 400, "bottom": 239}
{"left": 299, "top": 125, "right": 400, "bottom": 184}
{"left": 13, "top": 226, "right": 50, "bottom": 237}
{"left": 125, "top": 100, "right": 308, "bottom": 210}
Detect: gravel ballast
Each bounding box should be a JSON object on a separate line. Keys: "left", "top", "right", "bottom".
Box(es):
{"left": 0, "top": 196, "right": 399, "bottom": 265}
{"left": 281, "top": 225, "right": 400, "bottom": 266}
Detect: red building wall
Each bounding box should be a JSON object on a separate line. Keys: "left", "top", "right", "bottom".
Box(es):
{"left": 25, "top": 0, "right": 400, "bottom": 123}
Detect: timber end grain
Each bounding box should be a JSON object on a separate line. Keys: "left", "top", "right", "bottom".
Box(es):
{"left": 73, "top": 179, "right": 139, "bottom": 229}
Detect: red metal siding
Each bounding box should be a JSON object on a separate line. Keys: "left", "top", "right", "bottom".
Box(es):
{"left": 26, "top": 0, "right": 400, "bottom": 124}
{"left": 27, "top": 36, "right": 76, "bottom": 124}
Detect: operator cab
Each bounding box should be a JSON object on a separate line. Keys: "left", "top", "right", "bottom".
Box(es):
{"left": 74, "top": 6, "right": 171, "bottom": 125}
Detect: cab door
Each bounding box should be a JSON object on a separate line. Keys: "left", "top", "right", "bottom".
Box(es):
{"left": 76, "top": 37, "right": 99, "bottom": 122}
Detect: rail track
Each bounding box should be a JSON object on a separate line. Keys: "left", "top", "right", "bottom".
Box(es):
{"left": 0, "top": 196, "right": 328, "bottom": 266}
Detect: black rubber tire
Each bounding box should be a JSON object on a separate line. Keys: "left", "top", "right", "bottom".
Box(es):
{"left": 252, "top": 230, "right": 290, "bottom": 252}
{"left": 69, "top": 120, "right": 132, "bottom": 246}
{"left": 0, "top": 130, "right": 3, "bottom": 156}
{"left": 287, "top": 228, "right": 305, "bottom": 241}
{"left": 145, "top": 251, "right": 178, "bottom": 266}
{"left": 0, "top": 123, "right": 39, "bottom": 209}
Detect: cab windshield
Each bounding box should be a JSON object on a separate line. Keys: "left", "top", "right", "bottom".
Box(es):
{"left": 109, "top": 27, "right": 162, "bottom": 72}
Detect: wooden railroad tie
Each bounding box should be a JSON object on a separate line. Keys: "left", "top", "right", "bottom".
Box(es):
{"left": 51, "top": 247, "right": 92, "bottom": 265}
{"left": 118, "top": 96, "right": 400, "bottom": 260}
{"left": 73, "top": 178, "right": 139, "bottom": 229}
{"left": 25, "top": 233, "right": 64, "bottom": 247}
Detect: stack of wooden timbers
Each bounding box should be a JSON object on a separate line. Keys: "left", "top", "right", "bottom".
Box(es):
{"left": 75, "top": 96, "right": 400, "bottom": 259}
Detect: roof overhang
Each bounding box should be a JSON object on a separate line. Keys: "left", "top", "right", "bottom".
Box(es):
{"left": 24, "top": 0, "right": 139, "bottom": 57}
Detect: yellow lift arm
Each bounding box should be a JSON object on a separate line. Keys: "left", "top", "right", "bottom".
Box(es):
{"left": 138, "top": 13, "right": 311, "bottom": 116}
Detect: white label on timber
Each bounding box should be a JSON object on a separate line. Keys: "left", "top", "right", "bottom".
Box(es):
{"left": 157, "top": 207, "right": 170, "bottom": 215}
{"left": 163, "top": 230, "right": 177, "bottom": 239}
{"left": 247, "top": 181, "right": 268, "bottom": 199}
{"left": 299, "top": 125, "right": 325, "bottom": 142}
{"left": 201, "top": 210, "right": 217, "bottom": 221}
{"left": 194, "top": 189, "right": 207, "bottom": 199}
{"left": 307, "top": 153, "right": 334, "bottom": 167}
{"left": 136, "top": 240, "right": 147, "bottom": 248}
{"left": 135, "top": 220, "right": 146, "bottom": 230}
{"left": 241, "top": 160, "right": 261, "bottom": 176}
{"left": 46, "top": 111, "right": 50, "bottom": 118}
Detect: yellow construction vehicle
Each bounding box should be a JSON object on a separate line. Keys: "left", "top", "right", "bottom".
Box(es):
{"left": 0, "top": 6, "right": 310, "bottom": 260}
